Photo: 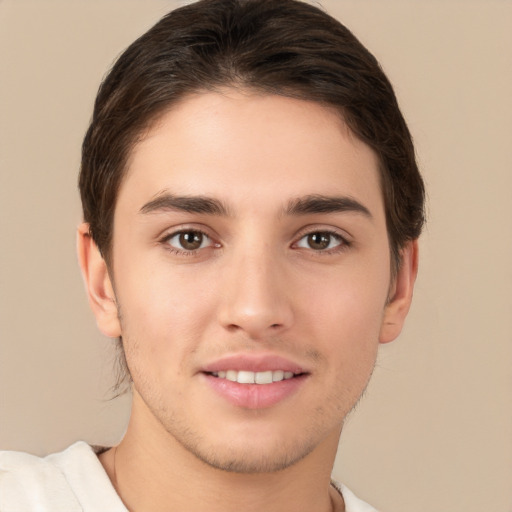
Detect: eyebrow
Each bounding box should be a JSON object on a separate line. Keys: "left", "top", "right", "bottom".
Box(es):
{"left": 139, "top": 192, "right": 371, "bottom": 219}
{"left": 285, "top": 194, "right": 372, "bottom": 218}
{"left": 139, "top": 193, "right": 230, "bottom": 216}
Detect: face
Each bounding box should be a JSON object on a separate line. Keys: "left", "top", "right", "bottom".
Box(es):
{"left": 84, "top": 90, "right": 415, "bottom": 473}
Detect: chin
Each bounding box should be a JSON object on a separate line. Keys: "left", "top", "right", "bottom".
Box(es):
{"left": 179, "top": 436, "right": 317, "bottom": 474}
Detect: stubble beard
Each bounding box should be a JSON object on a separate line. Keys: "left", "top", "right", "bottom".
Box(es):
{"left": 132, "top": 356, "right": 376, "bottom": 475}
{"left": 120, "top": 311, "right": 376, "bottom": 476}
{"left": 171, "top": 423, "right": 317, "bottom": 474}
{"left": 134, "top": 377, "right": 365, "bottom": 475}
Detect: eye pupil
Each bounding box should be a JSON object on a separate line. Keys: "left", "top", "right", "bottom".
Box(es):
{"left": 307, "top": 232, "right": 330, "bottom": 250}
{"left": 179, "top": 231, "right": 203, "bottom": 250}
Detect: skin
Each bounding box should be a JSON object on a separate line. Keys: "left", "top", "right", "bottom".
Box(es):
{"left": 78, "top": 90, "right": 418, "bottom": 512}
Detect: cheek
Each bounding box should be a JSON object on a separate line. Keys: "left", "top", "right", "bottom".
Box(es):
{"left": 306, "top": 263, "right": 389, "bottom": 331}
{"left": 303, "top": 265, "right": 388, "bottom": 371}
{"left": 117, "top": 250, "right": 214, "bottom": 321}
{"left": 313, "top": 286, "right": 384, "bottom": 405}
{"left": 114, "top": 262, "right": 217, "bottom": 376}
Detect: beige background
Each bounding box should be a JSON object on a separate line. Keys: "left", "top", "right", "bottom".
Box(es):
{"left": 1, "top": 1, "right": 511, "bottom": 511}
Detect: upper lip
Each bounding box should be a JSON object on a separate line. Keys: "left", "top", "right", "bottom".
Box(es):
{"left": 201, "top": 353, "right": 307, "bottom": 374}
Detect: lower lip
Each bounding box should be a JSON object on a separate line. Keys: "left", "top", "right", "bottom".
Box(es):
{"left": 202, "top": 373, "right": 307, "bottom": 409}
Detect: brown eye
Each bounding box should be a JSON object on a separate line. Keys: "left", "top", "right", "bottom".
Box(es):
{"left": 296, "top": 231, "right": 344, "bottom": 251}
{"left": 307, "top": 232, "right": 331, "bottom": 250}
{"left": 166, "top": 230, "right": 210, "bottom": 251}
{"left": 179, "top": 231, "right": 203, "bottom": 250}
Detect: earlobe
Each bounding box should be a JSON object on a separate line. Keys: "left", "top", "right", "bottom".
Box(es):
{"left": 77, "top": 223, "right": 121, "bottom": 338}
{"left": 379, "top": 240, "right": 419, "bottom": 344}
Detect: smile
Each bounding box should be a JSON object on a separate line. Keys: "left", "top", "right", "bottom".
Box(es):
{"left": 210, "top": 370, "right": 296, "bottom": 384}
{"left": 202, "top": 354, "right": 308, "bottom": 407}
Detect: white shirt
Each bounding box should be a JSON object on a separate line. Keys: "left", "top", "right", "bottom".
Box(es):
{"left": 0, "top": 442, "right": 378, "bottom": 511}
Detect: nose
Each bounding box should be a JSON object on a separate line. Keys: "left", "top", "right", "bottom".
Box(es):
{"left": 217, "top": 248, "right": 294, "bottom": 339}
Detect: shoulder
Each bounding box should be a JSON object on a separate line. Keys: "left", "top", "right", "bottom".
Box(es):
{"left": 0, "top": 443, "right": 85, "bottom": 511}
{"left": 332, "top": 480, "right": 381, "bottom": 512}
{"left": 0, "top": 442, "right": 126, "bottom": 512}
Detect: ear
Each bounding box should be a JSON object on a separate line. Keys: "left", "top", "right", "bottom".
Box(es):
{"left": 77, "top": 223, "right": 121, "bottom": 338}
{"left": 379, "top": 240, "right": 419, "bottom": 344}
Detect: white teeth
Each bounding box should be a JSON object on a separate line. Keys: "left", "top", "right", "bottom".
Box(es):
{"left": 212, "top": 370, "right": 297, "bottom": 384}
{"left": 273, "top": 370, "right": 284, "bottom": 382}
{"left": 226, "top": 370, "right": 237, "bottom": 382}
{"left": 237, "top": 370, "right": 255, "bottom": 384}
{"left": 255, "top": 371, "right": 273, "bottom": 384}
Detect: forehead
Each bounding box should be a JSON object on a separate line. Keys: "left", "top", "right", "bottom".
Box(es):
{"left": 118, "top": 90, "right": 384, "bottom": 218}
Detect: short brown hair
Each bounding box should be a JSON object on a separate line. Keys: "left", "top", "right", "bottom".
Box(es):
{"left": 79, "top": 0, "right": 425, "bottom": 393}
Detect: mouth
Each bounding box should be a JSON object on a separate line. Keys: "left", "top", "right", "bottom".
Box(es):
{"left": 201, "top": 353, "right": 309, "bottom": 408}
{"left": 201, "top": 355, "right": 309, "bottom": 409}
{"left": 207, "top": 369, "right": 301, "bottom": 384}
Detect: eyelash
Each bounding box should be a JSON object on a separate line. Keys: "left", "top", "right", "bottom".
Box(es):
{"left": 159, "top": 228, "right": 351, "bottom": 257}
{"left": 293, "top": 229, "right": 351, "bottom": 255}
{"left": 160, "top": 229, "right": 217, "bottom": 257}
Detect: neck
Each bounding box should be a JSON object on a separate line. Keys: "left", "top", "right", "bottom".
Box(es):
{"left": 100, "top": 392, "right": 344, "bottom": 512}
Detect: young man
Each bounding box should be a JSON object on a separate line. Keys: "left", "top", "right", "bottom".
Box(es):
{"left": 0, "top": 0, "right": 424, "bottom": 510}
